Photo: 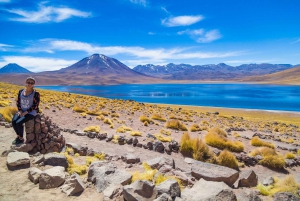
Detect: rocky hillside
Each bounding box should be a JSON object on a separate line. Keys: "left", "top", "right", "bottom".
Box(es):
{"left": 133, "top": 63, "right": 294, "bottom": 80}
{"left": 0, "top": 63, "right": 32, "bottom": 74}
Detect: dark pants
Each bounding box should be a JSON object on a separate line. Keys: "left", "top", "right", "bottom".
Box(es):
{"left": 11, "top": 113, "right": 34, "bottom": 138}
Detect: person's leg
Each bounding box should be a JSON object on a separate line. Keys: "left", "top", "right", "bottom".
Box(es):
{"left": 15, "top": 114, "right": 35, "bottom": 141}
{"left": 11, "top": 113, "right": 21, "bottom": 136}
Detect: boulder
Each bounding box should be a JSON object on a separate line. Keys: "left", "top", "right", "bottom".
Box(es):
{"left": 28, "top": 167, "right": 43, "bottom": 184}
{"left": 61, "top": 173, "right": 85, "bottom": 196}
{"left": 237, "top": 170, "right": 258, "bottom": 188}
{"left": 191, "top": 159, "right": 239, "bottom": 186}
{"left": 7, "top": 152, "right": 30, "bottom": 167}
{"left": 154, "top": 193, "right": 172, "bottom": 201}
{"left": 44, "top": 153, "right": 68, "bottom": 168}
{"left": 262, "top": 176, "right": 275, "bottom": 186}
{"left": 146, "top": 157, "right": 175, "bottom": 170}
{"left": 66, "top": 142, "right": 81, "bottom": 153}
{"left": 15, "top": 143, "right": 33, "bottom": 152}
{"left": 273, "top": 192, "right": 300, "bottom": 201}
{"left": 123, "top": 180, "right": 158, "bottom": 201}
{"left": 156, "top": 179, "right": 180, "bottom": 198}
{"left": 103, "top": 184, "right": 123, "bottom": 201}
{"left": 32, "top": 155, "right": 45, "bottom": 164}
{"left": 158, "top": 165, "right": 173, "bottom": 174}
{"left": 39, "top": 166, "right": 66, "bottom": 189}
{"left": 153, "top": 141, "right": 164, "bottom": 153}
{"left": 121, "top": 153, "right": 140, "bottom": 164}
{"left": 181, "top": 179, "right": 237, "bottom": 201}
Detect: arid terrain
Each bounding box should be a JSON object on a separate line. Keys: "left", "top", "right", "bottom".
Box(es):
{"left": 0, "top": 82, "right": 300, "bottom": 200}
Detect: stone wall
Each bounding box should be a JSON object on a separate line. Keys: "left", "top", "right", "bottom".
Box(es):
{"left": 23, "top": 114, "right": 66, "bottom": 154}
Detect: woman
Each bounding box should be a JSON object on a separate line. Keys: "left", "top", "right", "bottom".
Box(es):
{"left": 12, "top": 77, "right": 40, "bottom": 144}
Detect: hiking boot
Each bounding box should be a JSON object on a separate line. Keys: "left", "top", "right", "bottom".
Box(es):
{"left": 12, "top": 137, "right": 20, "bottom": 145}
{"left": 17, "top": 139, "right": 24, "bottom": 144}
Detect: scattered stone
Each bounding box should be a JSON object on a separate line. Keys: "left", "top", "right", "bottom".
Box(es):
{"left": 262, "top": 176, "right": 274, "bottom": 186}
{"left": 158, "top": 165, "right": 173, "bottom": 174}
{"left": 146, "top": 156, "right": 175, "bottom": 170}
{"left": 39, "top": 166, "right": 66, "bottom": 189}
{"left": 154, "top": 193, "right": 172, "bottom": 201}
{"left": 106, "top": 134, "right": 113, "bottom": 142}
{"left": 133, "top": 137, "right": 138, "bottom": 146}
{"left": 156, "top": 179, "right": 180, "bottom": 198}
{"left": 28, "top": 167, "right": 43, "bottom": 184}
{"left": 153, "top": 141, "right": 164, "bottom": 153}
{"left": 15, "top": 143, "right": 33, "bottom": 152}
{"left": 181, "top": 179, "right": 237, "bottom": 201}
{"left": 44, "top": 153, "right": 68, "bottom": 168}
{"left": 123, "top": 180, "right": 158, "bottom": 201}
{"left": 273, "top": 192, "right": 300, "bottom": 201}
{"left": 121, "top": 153, "right": 140, "bottom": 164}
{"left": 61, "top": 173, "right": 85, "bottom": 196}
{"left": 237, "top": 170, "right": 258, "bottom": 188}
{"left": 7, "top": 152, "right": 30, "bottom": 167}
{"left": 98, "top": 133, "right": 107, "bottom": 140}
{"left": 191, "top": 159, "right": 239, "bottom": 186}
{"left": 103, "top": 184, "right": 123, "bottom": 201}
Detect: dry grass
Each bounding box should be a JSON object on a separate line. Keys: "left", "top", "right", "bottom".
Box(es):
{"left": 83, "top": 125, "right": 100, "bottom": 133}
{"left": 130, "top": 130, "right": 142, "bottom": 136}
{"left": 217, "top": 150, "right": 239, "bottom": 169}
{"left": 160, "top": 129, "right": 171, "bottom": 136}
{"left": 139, "top": 115, "right": 152, "bottom": 123}
{"left": 251, "top": 136, "right": 275, "bottom": 149}
{"left": 103, "top": 118, "right": 113, "bottom": 125}
{"left": 72, "top": 104, "right": 86, "bottom": 113}
{"left": 249, "top": 147, "right": 277, "bottom": 157}
{"left": 154, "top": 134, "right": 172, "bottom": 142}
{"left": 165, "top": 119, "right": 188, "bottom": 131}
{"left": 131, "top": 162, "right": 158, "bottom": 183}
{"left": 0, "top": 106, "right": 18, "bottom": 122}
{"left": 151, "top": 113, "right": 166, "bottom": 122}
{"left": 179, "top": 132, "right": 193, "bottom": 156}
{"left": 285, "top": 152, "right": 296, "bottom": 159}
{"left": 116, "top": 125, "right": 132, "bottom": 133}
{"left": 259, "top": 155, "right": 286, "bottom": 169}
{"left": 192, "top": 138, "right": 214, "bottom": 162}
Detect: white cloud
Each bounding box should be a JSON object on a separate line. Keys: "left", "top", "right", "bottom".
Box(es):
{"left": 178, "top": 29, "right": 222, "bottom": 43}
{"left": 0, "top": 56, "right": 77, "bottom": 72}
{"left": 161, "top": 7, "right": 169, "bottom": 14}
{"left": 162, "top": 15, "right": 203, "bottom": 27}
{"left": 129, "top": 0, "right": 146, "bottom": 7}
{"left": 6, "top": 2, "right": 91, "bottom": 23}
{"left": 0, "top": 43, "right": 14, "bottom": 51}
{"left": 0, "top": 0, "right": 11, "bottom": 3}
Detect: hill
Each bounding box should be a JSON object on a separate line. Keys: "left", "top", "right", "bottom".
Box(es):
{"left": 239, "top": 65, "right": 300, "bottom": 85}
{"left": 0, "top": 63, "right": 32, "bottom": 74}
{"left": 133, "top": 63, "right": 294, "bottom": 80}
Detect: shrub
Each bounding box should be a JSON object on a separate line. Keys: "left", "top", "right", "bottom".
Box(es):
{"left": 83, "top": 125, "right": 100, "bottom": 133}
{"left": 72, "top": 104, "right": 86, "bottom": 113}
{"left": 298, "top": 150, "right": 300, "bottom": 155}
{"left": 251, "top": 136, "right": 275, "bottom": 149}
{"left": 0, "top": 100, "right": 11, "bottom": 107}
{"left": 96, "top": 115, "right": 105, "bottom": 121}
{"left": 94, "top": 152, "right": 105, "bottom": 160}
{"left": 285, "top": 152, "right": 295, "bottom": 159}
{"left": 111, "top": 113, "right": 120, "bottom": 118}
{"left": 154, "top": 134, "right": 172, "bottom": 142}
{"left": 131, "top": 162, "right": 158, "bottom": 183}
{"left": 151, "top": 113, "right": 166, "bottom": 122}
{"left": 116, "top": 125, "right": 132, "bottom": 133}
{"left": 104, "top": 118, "right": 113, "bottom": 125}
{"left": 179, "top": 132, "right": 193, "bottom": 156}
{"left": 86, "top": 110, "right": 101, "bottom": 116}
{"left": 217, "top": 150, "right": 239, "bottom": 169}
{"left": 190, "top": 124, "right": 201, "bottom": 132}
{"left": 233, "top": 132, "right": 241, "bottom": 138}
{"left": 130, "top": 131, "right": 142, "bottom": 136}
{"left": 111, "top": 135, "right": 119, "bottom": 144}
{"left": 143, "top": 121, "right": 148, "bottom": 126}
{"left": 139, "top": 115, "right": 152, "bottom": 123}
{"left": 205, "top": 131, "right": 244, "bottom": 152}
{"left": 166, "top": 119, "right": 188, "bottom": 131}
{"left": 258, "top": 155, "right": 285, "bottom": 169}
{"left": 249, "top": 147, "right": 277, "bottom": 157}
{"left": 86, "top": 156, "right": 98, "bottom": 166}
{"left": 192, "top": 138, "right": 213, "bottom": 162}
{"left": 0, "top": 106, "right": 17, "bottom": 122}
{"left": 209, "top": 127, "right": 227, "bottom": 137}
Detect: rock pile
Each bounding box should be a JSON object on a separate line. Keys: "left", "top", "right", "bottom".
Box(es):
{"left": 15, "top": 114, "right": 66, "bottom": 154}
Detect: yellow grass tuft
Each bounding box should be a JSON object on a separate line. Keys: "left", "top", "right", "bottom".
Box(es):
{"left": 143, "top": 121, "right": 149, "bottom": 126}
{"left": 72, "top": 104, "right": 86, "bottom": 113}
{"left": 192, "top": 138, "right": 214, "bottom": 162}
{"left": 154, "top": 134, "right": 172, "bottom": 142}
{"left": 83, "top": 125, "right": 100, "bottom": 133}
{"left": 298, "top": 150, "right": 300, "bottom": 155}
{"left": 111, "top": 135, "right": 119, "bottom": 144}
{"left": 258, "top": 155, "right": 286, "bottom": 169}
{"left": 0, "top": 106, "right": 18, "bottom": 122}
{"left": 190, "top": 124, "right": 201, "bottom": 132}
{"left": 233, "top": 132, "right": 241, "bottom": 138}
{"left": 217, "top": 150, "right": 239, "bottom": 169}
{"left": 116, "top": 125, "right": 132, "bottom": 133}
{"left": 131, "top": 162, "right": 158, "bottom": 183}
{"left": 165, "top": 119, "right": 188, "bottom": 131}
{"left": 0, "top": 100, "right": 11, "bottom": 107}
{"left": 249, "top": 147, "right": 277, "bottom": 157}
{"left": 151, "top": 113, "right": 166, "bottom": 122}
{"left": 104, "top": 118, "right": 113, "bottom": 125}
{"left": 139, "top": 115, "right": 152, "bottom": 123}
{"left": 111, "top": 113, "right": 120, "bottom": 118}
{"left": 130, "top": 130, "right": 142, "bottom": 136}
{"left": 94, "top": 152, "right": 105, "bottom": 160}
{"left": 285, "top": 152, "right": 296, "bottom": 159}
{"left": 179, "top": 132, "right": 193, "bottom": 156}
{"left": 160, "top": 129, "right": 171, "bottom": 136}
{"left": 209, "top": 127, "right": 227, "bottom": 137}
{"left": 86, "top": 156, "right": 98, "bottom": 166}
{"left": 205, "top": 130, "right": 244, "bottom": 152}
{"left": 86, "top": 110, "right": 101, "bottom": 116}
{"left": 96, "top": 115, "right": 105, "bottom": 121}
{"left": 251, "top": 136, "right": 275, "bottom": 149}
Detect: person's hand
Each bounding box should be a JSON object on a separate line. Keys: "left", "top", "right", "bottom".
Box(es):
{"left": 17, "top": 111, "right": 22, "bottom": 116}
{"left": 21, "top": 111, "right": 28, "bottom": 117}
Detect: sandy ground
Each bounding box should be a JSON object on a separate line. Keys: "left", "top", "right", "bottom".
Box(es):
{"left": 0, "top": 104, "right": 300, "bottom": 201}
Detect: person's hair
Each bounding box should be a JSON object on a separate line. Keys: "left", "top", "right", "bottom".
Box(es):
{"left": 26, "top": 77, "right": 36, "bottom": 84}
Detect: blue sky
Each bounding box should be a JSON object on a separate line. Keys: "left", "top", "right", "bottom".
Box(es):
{"left": 0, "top": 0, "right": 299, "bottom": 72}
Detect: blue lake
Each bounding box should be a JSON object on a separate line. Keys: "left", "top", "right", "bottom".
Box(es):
{"left": 37, "top": 84, "right": 300, "bottom": 112}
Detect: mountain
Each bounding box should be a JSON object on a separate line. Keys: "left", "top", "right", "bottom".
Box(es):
{"left": 0, "top": 63, "right": 32, "bottom": 74}
{"left": 239, "top": 65, "right": 300, "bottom": 85}
{"left": 0, "top": 54, "right": 161, "bottom": 85}
{"left": 133, "top": 63, "right": 294, "bottom": 80}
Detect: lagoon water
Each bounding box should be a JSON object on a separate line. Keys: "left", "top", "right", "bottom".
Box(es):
{"left": 37, "top": 83, "right": 300, "bottom": 112}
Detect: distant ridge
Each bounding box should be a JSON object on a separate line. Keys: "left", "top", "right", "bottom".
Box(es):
{"left": 133, "top": 63, "right": 294, "bottom": 80}
{"left": 0, "top": 63, "right": 32, "bottom": 74}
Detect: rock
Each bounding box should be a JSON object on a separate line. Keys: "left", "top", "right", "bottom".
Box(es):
{"left": 153, "top": 141, "right": 164, "bottom": 153}
{"left": 237, "top": 170, "right": 258, "bottom": 188}
{"left": 123, "top": 180, "right": 158, "bottom": 201}
{"left": 133, "top": 137, "right": 138, "bottom": 146}
{"left": 78, "top": 146, "right": 88, "bottom": 156}
{"left": 39, "top": 166, "right": 66, "bottom": 189}
{"left": 184, "top": 157, "right": 195, "bottom": 164}
{"left": 126, "top": 137, "right": 133, "bottom": 144}
{"left": 87, "top": 161, "right": 108, "bottom": 182}
{"left": 191, "top": 159, "right": 239, "bottom": 186}
{"left": 28, "top": 167, "right": 43, "bottom": 184}
{"left": 87, "top": 132, "right": 96, "bottom": 138}
{"left": 66, "top": 142, "right": 81, "bottom": 153}
{"left": 106, "top": 134, "right": 113, "bottom": 142}
{"left": 15, "top": 143, "right": 33, "bottom": 152}
{"left": 121, "top": 153, "right": 140, "bottom": 164}
{"left": 7, "top": 152, "right": 30, "bottom": 167}
{"left": 87, "top": 149, "right": 95, "bottom": 156}
{"left": 118, "top": 136, "right": 126, "bottom": 145}
{"left": 44, "top": 153, "right": 68, "bottom": 168}
{"left": 262, "top": 176, "right": 274, "bottom": 186}
{"left": 26, "top": 133, "right": 35, "bottom": 142}
{"left": 154, "top": 193, "right": 172, "bottom": 201}
{"left": 76, "top": 131, "right": 86, "bottom": 136}
{"left": 98, "top": 133, "right": 107, "bottom": 140}
{"left": 146, "top": 156, "right": 175, "bottom": 170}
{"left": 103, "top": 184, "right": 123, "bottom": 201}
{"left": 146, "top": 141, "right": 153, "bottom": 150}
{"left": 181, "top": 179, "right": 237, "bottom": 201}
{"left": 61, "top": 173, "right": 85, "bottom": 196}
{"left": 285, "top": 159, "right": 297, "bottom": 167}
{"left": 273, "top": 192, "right": 300, "bottom": 201}
{"left": 156, "top": 179, "right": 180, "bottom": 198}
{"left": 158, "top": 165, "right": 173, "bottom": 174}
